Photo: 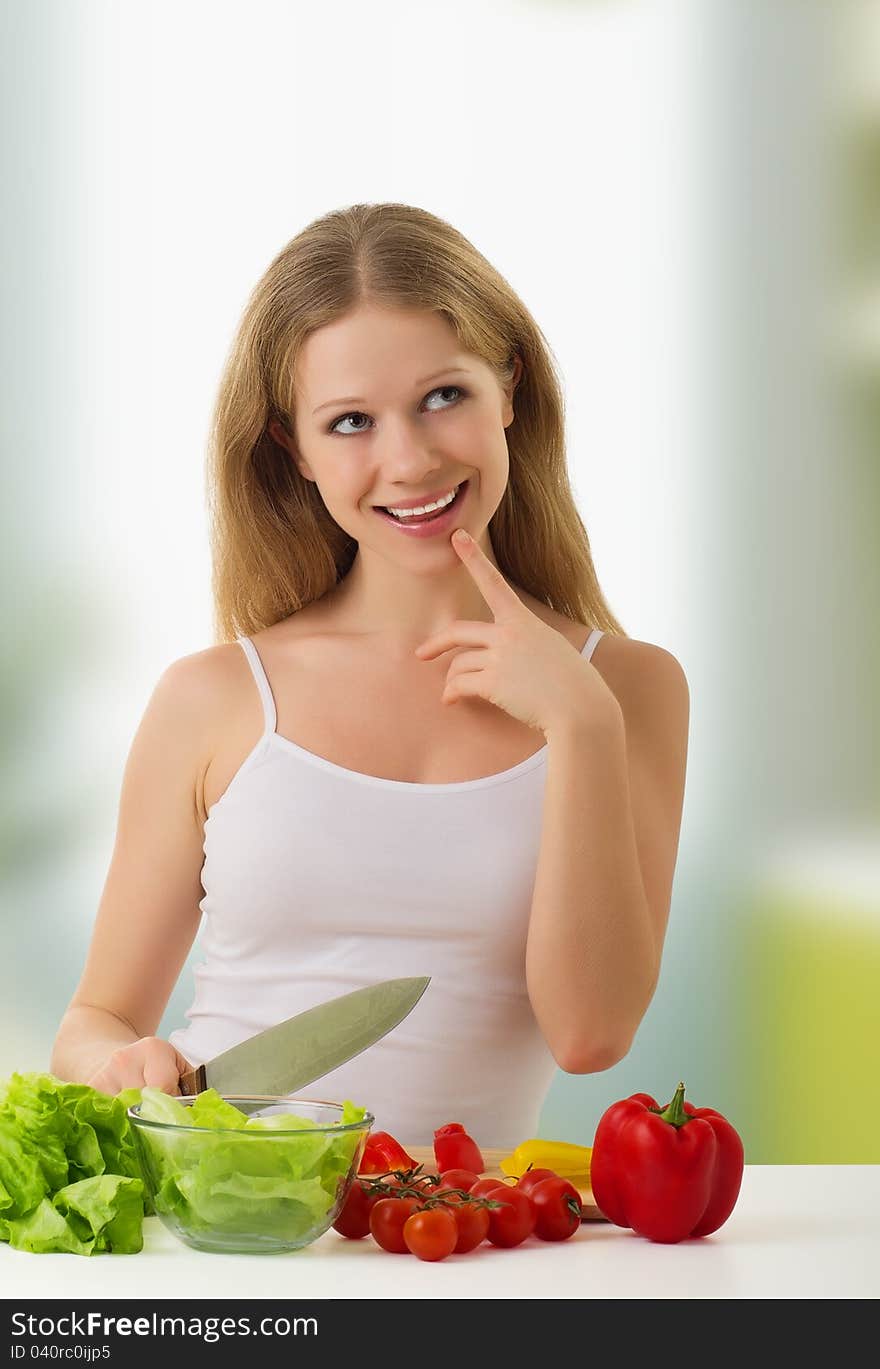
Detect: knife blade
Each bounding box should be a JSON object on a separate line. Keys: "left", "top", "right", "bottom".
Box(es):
{"left": 178, "top": 975, "right": 430, "bottom": 1097}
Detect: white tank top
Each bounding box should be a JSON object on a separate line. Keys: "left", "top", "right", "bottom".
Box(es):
{"left": 169, "top": 627, "right": 605, "bottom": 1149}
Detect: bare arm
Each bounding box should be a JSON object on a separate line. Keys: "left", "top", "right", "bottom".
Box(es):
{"left": 50, "top": 653, "right": 217, "bottom": 1092}
{"left": 525, "top": 643, "right": 690, "bottom": 1072}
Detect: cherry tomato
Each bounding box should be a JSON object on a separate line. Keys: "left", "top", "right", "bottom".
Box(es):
{"left": 469, "top": 1177, "right": 510, "bottom": 1201}
{"left": 516, "top": 1167, "right": 560, "bottom": 1198}
{"left": 530, "top": 1176, "right": 583, "bottom": 1241}
{"left": 403, "top": 1207, "right": 459, "bottom": 1262}
{"left": 369, "top": 1196, "right": 421, "bottom": 1253}
{"left": 332, "top": 1179, "right": 378, "bottom": 1239}
{"left": 433, "top": 1168, "right": 480, "bottom": 1195}
{"left": 485, "top": 1185, "right": 536, "bottom": 1248}
{"left": 451, "top": 1200, "right": 491, "bottom": 1253}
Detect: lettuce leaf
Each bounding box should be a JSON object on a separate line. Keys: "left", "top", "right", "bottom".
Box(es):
{"left": 0, "top": 1072, "right": 147, "bottom": 1255}
{"left": 3, "top": 1175, "right": 144, "bottom": 1254}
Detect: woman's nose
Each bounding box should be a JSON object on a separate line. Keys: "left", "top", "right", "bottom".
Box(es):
{"left": 378, "top": 417, "right": 444, "bottom": 483}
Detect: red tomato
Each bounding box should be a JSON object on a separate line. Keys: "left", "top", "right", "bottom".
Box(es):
{"left": 530, "top": 1177, "right": 582, "bottom": 1241}
{"left": 516, "top": 1167, "right": 560, "bottom": 1198}
{"left": 432, "top": 1168, "right": 480, "bottom": 1195}
{"left": 451, "top": 1200, "right": 490, "bottom": 1253}
{"left": 369, "top": 1196, "right": 421, "bottom": 1253}
{"left": 332, "top": 1179, "right": 378, "bottom": 1239}
{"left": 469, "top": 1177, "right": 510, "bottom": 1201}
{"left": 485, "top": 1185, "right": 536, "bottom": 1248}
{"left": 403, "top": 1207, "right": 459, "bottom": 1262}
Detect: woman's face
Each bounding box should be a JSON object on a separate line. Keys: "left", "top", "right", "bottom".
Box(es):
{"left": 271, "top": 304, "right": 521, "bottom": 570}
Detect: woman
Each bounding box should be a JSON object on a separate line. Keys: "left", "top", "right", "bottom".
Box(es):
{"left": 50, "top": 203, "right": 690, "bottom": 1148}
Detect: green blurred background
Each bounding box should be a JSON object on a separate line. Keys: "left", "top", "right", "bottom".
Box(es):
{"left": 2, "top": 0, "right": 877, "bottom": 1162}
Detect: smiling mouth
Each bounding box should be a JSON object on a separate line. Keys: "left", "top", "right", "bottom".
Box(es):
{"left": 375, "top": 482, "right": 468, "bottom": 526}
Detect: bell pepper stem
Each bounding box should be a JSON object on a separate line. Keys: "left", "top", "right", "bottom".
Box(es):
{"left": 658, "top": 1081, "right": 690, "bottom": 1129}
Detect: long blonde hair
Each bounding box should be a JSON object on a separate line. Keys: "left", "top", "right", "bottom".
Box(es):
{"left": 206, "top": 203, "right": 627, "bottom": 643}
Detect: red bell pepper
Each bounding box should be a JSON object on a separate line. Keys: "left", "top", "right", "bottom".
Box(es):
{"left": 358, "top": 1130, "right": 417, "bottom": 1175}
{"left": 433, "top": 1121, "right": 485, "bottom": 1175}
{"left": 590, "top": 1082, "right": 744, "bottom": 1244}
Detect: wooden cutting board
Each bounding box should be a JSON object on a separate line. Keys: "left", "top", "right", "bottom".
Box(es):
{"left": 406, "top": 1145, "right": 605, "bottom": 1222}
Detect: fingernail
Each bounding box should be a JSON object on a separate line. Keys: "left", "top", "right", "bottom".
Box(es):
{"left": 452, "top": 528, "right": 471, "bottom": 545}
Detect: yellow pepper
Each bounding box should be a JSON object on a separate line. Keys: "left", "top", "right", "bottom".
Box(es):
{"left": 499, "top": 1138, "right": 592, "bottom": 1180}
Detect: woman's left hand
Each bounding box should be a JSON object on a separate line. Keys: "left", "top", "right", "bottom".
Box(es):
{"left": 414, "top": 530, "right": 622, "bottom": 738}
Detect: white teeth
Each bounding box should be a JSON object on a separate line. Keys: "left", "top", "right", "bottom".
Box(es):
{"left": 387, "top": 486, "right": 458, "bottom": 518}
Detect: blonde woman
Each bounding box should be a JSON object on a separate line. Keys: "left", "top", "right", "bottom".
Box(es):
{"left": 51, "top": 204, "right": 690, "bottom": 1147}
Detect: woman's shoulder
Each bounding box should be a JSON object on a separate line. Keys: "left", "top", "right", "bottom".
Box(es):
{"left": 587, "top": 630, "right": 690, "bottom": 739}
{"left": 156, "top": 639, "right": 251, "bottom": 696}
{"left": 155, "top": 613, "right": 326, "bottom": 713}
{"left": 149, "top": 642, "right": 265, "bottom": 788}
{"left": 156, "top": 605, "right": 338, "bottom": 710}
{"left": 148, "top": 641, "right": 258, "bottom": 745}
{"left": 592, "top": 631, "right": 687, "bottom": 687}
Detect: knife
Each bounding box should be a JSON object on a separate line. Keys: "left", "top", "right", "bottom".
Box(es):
{"left": 177, "top": 976, "right": 430, "bottom": 1097}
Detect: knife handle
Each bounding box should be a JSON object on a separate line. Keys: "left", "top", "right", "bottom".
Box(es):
{"left": 178, "top": 1062, "right": 207, "bottom": 1096}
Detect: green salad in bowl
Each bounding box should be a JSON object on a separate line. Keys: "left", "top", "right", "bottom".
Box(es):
{"left": 128, "top": 1089, "right": 372, "bottom": 1254}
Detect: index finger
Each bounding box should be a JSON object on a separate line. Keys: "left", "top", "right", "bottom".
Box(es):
{"left": 451, "top": 529, "right": 523, "bottom": 620}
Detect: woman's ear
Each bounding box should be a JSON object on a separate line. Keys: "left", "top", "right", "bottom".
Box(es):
{"left": 503, "top": 353, "right": 524, "bottom": 427}
{"left": 268, "top": 417, "right": 316, "bottom": 482}
{"left": 268, "top": 416, "right": 292, "bottom": 451}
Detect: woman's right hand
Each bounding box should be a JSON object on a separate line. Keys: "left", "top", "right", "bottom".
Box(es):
{"left": 86, "top": 1037, "right": 193, "bottom": 1096}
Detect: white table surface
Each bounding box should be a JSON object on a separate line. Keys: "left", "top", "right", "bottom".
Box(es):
{"left": 2, "top": 1167, "right": 878, "bottom": 1301}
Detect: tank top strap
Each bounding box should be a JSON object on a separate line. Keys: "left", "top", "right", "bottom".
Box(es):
{"left": 581, "top": 628, "right": 604, "bottom": 660}
{"left": 236, "top": 636, "right": 277, "bottom": 734}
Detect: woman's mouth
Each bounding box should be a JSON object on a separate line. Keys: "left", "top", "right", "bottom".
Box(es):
{"left": 374, "top": 481, "right": 469, "bottom": 538}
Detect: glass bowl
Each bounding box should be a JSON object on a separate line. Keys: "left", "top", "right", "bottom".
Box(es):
{"left": 127, "top": 1095, "right": 374, "bottom": 1254}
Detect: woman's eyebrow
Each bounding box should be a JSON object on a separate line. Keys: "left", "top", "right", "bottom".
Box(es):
{"left": 312, "top": 366, "right": 473, "bottom": 416}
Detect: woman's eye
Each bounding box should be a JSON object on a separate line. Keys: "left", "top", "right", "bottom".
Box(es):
{"left": 328, "top": 385, "right": 464, "bottom": 435}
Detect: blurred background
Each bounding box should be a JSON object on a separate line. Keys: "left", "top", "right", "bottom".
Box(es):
{"left": 1, "top": 0, "right": 877, "bottom": 1162}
